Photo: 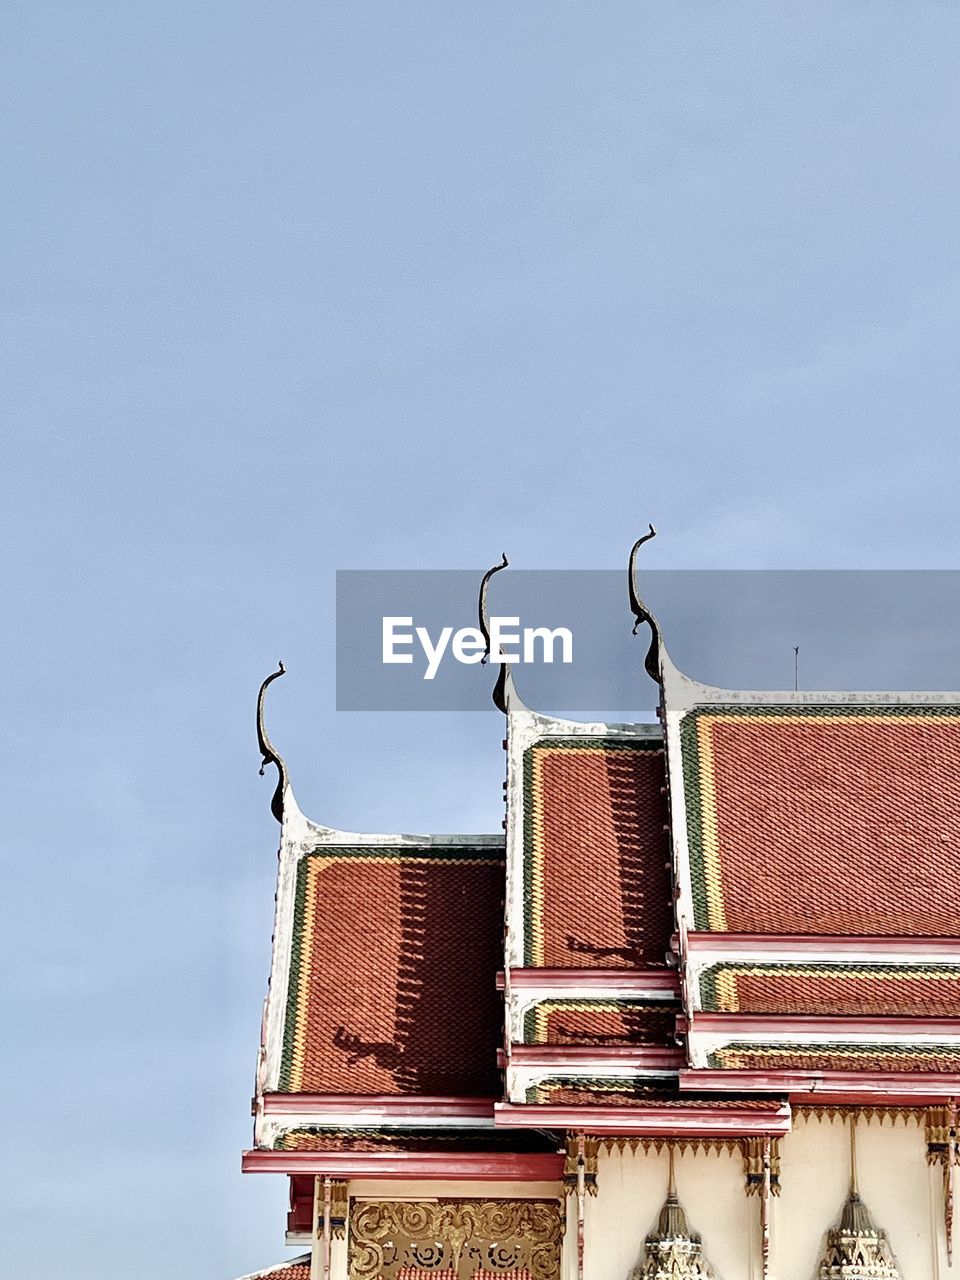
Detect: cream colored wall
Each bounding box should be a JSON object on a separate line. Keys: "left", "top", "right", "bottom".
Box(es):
{"left": 775, "top": 1114, "right": 939, "bottom": 1280}
{"left": 584, "top": 1144, "right": 754, "bottom": 1280}
{"left": 584, "top": 1116, "right": 945, "bottom": 1280}
{"left": 316, "top": 1122, "right": 948, "bottom": 1280}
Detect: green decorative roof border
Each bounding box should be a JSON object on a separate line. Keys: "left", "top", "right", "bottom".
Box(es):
{"left": 522, "top": 997, "right": 673, "bottom": 1044}
{"left": 700, "top": 960, "right": 960, "bottom": 1013}
{"left": 525, "top": 1075, "right": 659, "bottom": 1105}
{"left": 707, "top": 1041, "right": 960, "bottom": 1070}
{"left": 274, "top": 1126, "right": 556, "bottom": 1152}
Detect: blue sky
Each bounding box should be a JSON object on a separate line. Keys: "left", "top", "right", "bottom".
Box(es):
{"left": 3, "top": 3, "right": 960, "bottom": 1277}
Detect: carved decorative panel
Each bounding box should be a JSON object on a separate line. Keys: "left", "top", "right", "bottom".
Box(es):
{"left": 349, "top": 1199, "right": 564, "bottom": 1280}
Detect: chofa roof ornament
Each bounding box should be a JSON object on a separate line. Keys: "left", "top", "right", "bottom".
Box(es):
{"left": 256, "top": 661, "right": 289, "bottom": 824}
{"left": 628, "top": 524, "right": 665, "bottom": 685}
{"left": 478, "top": 552, "right": 510, "bottom": 713}
{"left": 819, "top": 1121, "right": 901, "bottom": 1280}
{"left": 634, "top": 1148, "right": 717, "bottom": 1280}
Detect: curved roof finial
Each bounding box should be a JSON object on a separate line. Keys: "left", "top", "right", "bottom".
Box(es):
{"left": 629, "top": 524, "right": 665, "bottom": 685}
{"left": 478, "top": 553, "right": 510, "bottom": 713}
{"left": 257, "top": 662, "right": 288, "bottom": 824}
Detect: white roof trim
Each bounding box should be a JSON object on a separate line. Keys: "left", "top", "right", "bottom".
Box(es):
{"left": 235, "top": 1255, "right": 310, "bottom": 1280}
{"left": 256, "top": 789, "right": 503, "bottom": 1112}
{"left": 661, "top": 647, "right": 960, "bottom": 712}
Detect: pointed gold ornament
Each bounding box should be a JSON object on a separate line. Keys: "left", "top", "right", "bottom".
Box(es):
{"left": 634, "top": 1148, "right": 717, "bottom": 1280}
{"left": 818, "top": 1119, "right": 901, "bottom": 1280}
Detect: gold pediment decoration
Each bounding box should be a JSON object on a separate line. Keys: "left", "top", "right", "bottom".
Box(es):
{"left": 633, "top": 1149, "right": 717, "bottom": 1280}
{"left": 818, "top": 1120, "right": 901, "bottom": 1280}
{"left": 349, "top": 1199, "right": 564, "bottom": 1280}
{"left": 634, "top": 1192, "right": 716, "bottom": 1280}
{"left": 818, "top": 1193, "right": 901, "bottom": 1279}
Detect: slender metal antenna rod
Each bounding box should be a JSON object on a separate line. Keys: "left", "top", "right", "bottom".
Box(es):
{"left": 794, "top": 645, "right": 800, "bottom": 692}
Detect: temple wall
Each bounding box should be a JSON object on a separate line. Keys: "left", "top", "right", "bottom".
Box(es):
{"left": 313, "top": 1121, "right": 947, "bottom": 1280}
{"left": 583, "top": 1115, "right": 944, "bottom": 1280}
{"left": 582, "top": 1144, "right": 753, "bottom": 1280}
{"left": 775, "top": 1114, "right": 938, "bottom": 1280}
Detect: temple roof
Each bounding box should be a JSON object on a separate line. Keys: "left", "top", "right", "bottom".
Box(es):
{"left": 258, "top": 807, "right": 504, "bottom": 1109}
{"left": 498, "top": 693, "right": 682, "bottom": 1108}
{"left": 696, "top": 962, "right": 960, "bottom": 1018}
{"left": 249, "top": 548, "right": 960, "bottom": 1168}
{"left": 658, "top": 657, "right": 960, "bottom": 1086}
{"left": 500, "top": 688, "right": 671, "bottom": 973}
{"left": 669, "top": 697, "right": 960, "bottom": 936}
{"left": 235, "top": 1258, "right": 310, "bottom": 1280}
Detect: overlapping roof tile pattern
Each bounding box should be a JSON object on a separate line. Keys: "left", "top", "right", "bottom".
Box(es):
{"left": 698, "top": 962, "right": 960, "bottom": 1017}
{"left": 679, "top": 705, "right": 960, "bottom": 935}
{"left": 660, "top": 653, "right": 960, "bottom": 1085}
{"left": 236, "top": 1258, "right": 310, "bottom": 1280}
{"left": 524, "top": 1079, "right": 785, "bottom": 1109}
{"left": 523, "top": 737, "right": 672, "bottom": 967}
{"left": 521, "top": 999, "right": 676, "bottom": 1046}
{"left": 707, "top": 1043, "right": 960, "bottom": 1073}
{"left": 272, "top": 1128, "right": 557, "bottom": 1153}
{"left": 278, "top": 844, "right": 503, "bottom": 1096}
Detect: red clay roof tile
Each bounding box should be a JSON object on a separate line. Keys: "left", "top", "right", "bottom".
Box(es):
{"left": 699, "top": 963, "right": 960, "bottom": 1017}
{"left": 523, "top": 739, "right": 672, "bottom": 967}
{"left": 708, "top": 1043, "right": 960, "bottom": 1072}
{"left": 237, "top": 1258, "right": 310, "bottom": 1280}
{"left": 522, "top": 999, "right": 677, "bottom": 1046}
{"left": 279, "top": 846, "right": 504, "bottom": 1096}
{"left": 679, "top": 707, "right": 960, "bottom": 935}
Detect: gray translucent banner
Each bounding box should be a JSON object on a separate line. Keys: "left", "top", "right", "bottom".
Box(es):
{"left": 336, "top": 570, "right": 960, "bottom": 713}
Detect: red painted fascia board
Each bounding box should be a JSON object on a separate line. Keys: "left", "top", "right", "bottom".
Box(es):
{"left": 242, "top": 1150, "right": 564, "bottom": 1180}
{"left": 685, "top": 934, "right": 960, "bottom": 957}
{"left": 498, "top": 968, "right": 680, "bottom": 994}
{"left": 790, "top": 1090, "right": 952, "bottom": 1108}
{"left": 494, "top": 1102, "right": 791, "bottom": 1137}
{"left": 679, "top": 1068, "right": 960, "bottom": 1098}
{"left": 689, "top": 1013, "right": 960, "bottom": 1037}
{"left": 509, "top": 1046, "right": 682, "bottom": 1069}
{"left": 260, "top": 1095, "right": 496, "bottom": 1118}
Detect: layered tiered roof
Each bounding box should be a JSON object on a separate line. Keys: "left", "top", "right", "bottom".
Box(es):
{"left": 497, "top": 692, "right": 689, "bottom": 1126}
{"left": 250, "top": 785, "right": 517, "bottom": 1161}
{"left": 661, "top": 660, "right": 960, "bottom": 1103}
{"left": 243, "top": 542, "right": 960, "bottom": 1229}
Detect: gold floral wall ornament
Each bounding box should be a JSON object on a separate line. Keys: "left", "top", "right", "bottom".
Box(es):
{"left": 633, "top": 1148, "right": 717, "bottom": 1280}
{"left": 562, "top": 1142, "right": 578, "bottom": 1197}
{"left": 329, "top": 1180, "right": 349, "bottom": 1240}
{"left": 584, "top": 1136, "right": 600, "bottom": 1195}
{"left": 348, "top": 1200, "right": 564, "bottom": 1280}
{"left": 741, "top": 1137, "right": 781, "bottom": 1197}
{"left": 818, "top": 1119, "right": 901, "bottom": 1280}
{"left": 563, "top": 1134, "right": 600, "bottom": 1197}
